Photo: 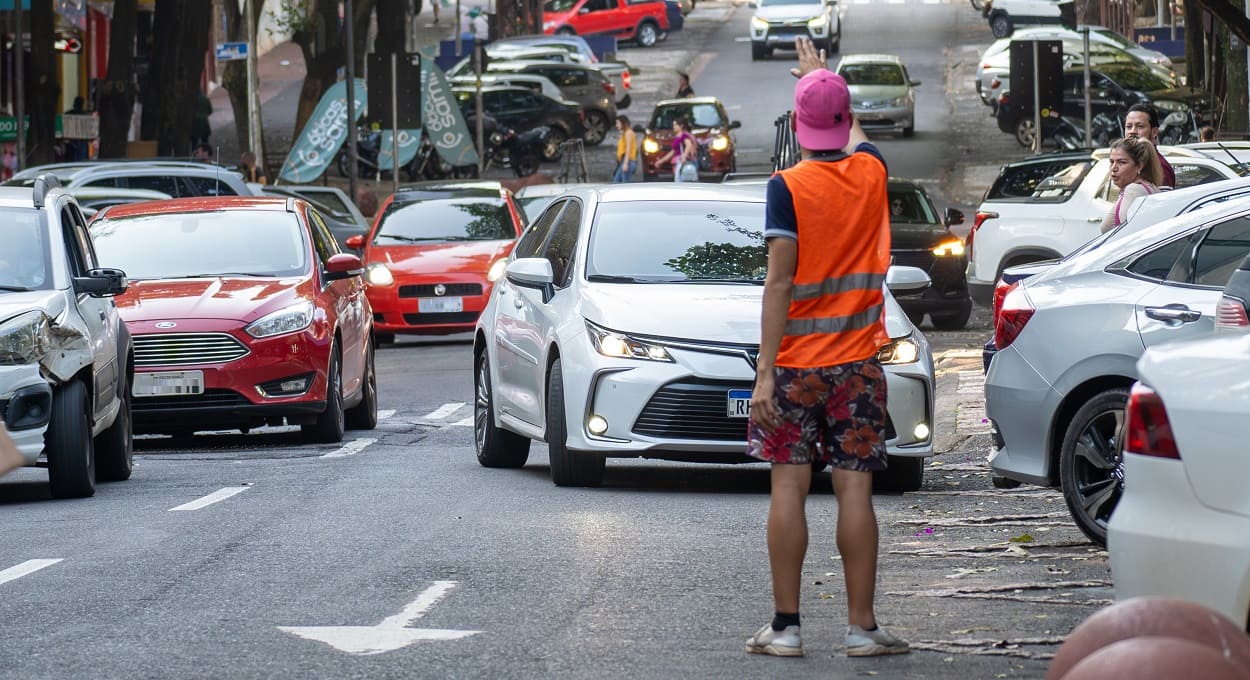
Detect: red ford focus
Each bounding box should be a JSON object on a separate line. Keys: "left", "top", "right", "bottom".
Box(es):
{"left": 90, "top": 196, "right": 377, "bottom": 443}
{"left": 347, "top": 181, "right": 527, "bottom": 342}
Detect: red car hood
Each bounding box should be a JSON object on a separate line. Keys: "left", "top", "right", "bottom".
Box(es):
{"left": 368, "top": 240, "right": 514, "bottom": 276}
{"left": 116, "top": 277, "right": 311, "bottom": 324}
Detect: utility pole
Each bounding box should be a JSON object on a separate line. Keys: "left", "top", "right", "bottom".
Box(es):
{"left": 14, "top": 0, "right": 23, "bottom": 171}
{"left": 1083, "top": 27, "right": 1091, "bottom": 148}
{"left": 246, "top": 0, "right": 264, "bottom": 168}
{"left": 345, "top": 0, "right": 359, "bottom": 202}
{"left": 1031, "top": 40, "right": 1041, "bottom": 155}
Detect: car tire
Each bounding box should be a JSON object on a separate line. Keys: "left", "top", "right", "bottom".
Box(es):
{"left": 873, "top": 455, "right": 924, "bottom": 492}
{"left": 556, "top": 25, "right": 576, "bottom": 35}
{"left": 902, "top": 125, "right": 915, "bottom": 138}
{"left": 828, "top": 27, "right": 840, "bottom": 54}
{"left": 374, "top": 332, "right": 395, "bottom": 347}
{"left": 304, "top": 344, "right": 346, "bottom": 444}
{"left": 46, "top": 380, "right": 95, "bottom": 499}
{"left": 582, "top": 110, "right": 610, "bottom": 146}
{"left": 989, "top": 12, "right": 1012, "bottom": 38}
{"left": 904, "top": 310, "right": 925, "bottom": 327}
{"left": 1014, "top": 117, "right": 1035, "bottom": 148}
{"left": 635, "top": 21, "right": 659, "bottom": 48}
{"left": 751, "top": 44, "right": 765, "bottom": 61}
{"left": 345, "top": 342, "right": 378, "bottom": 430}
{"left": 1059, "top": 387, "right": 1130, "bottom": 547}
{"left": 930, "top": 301, "right": 972, "bottom": 331}
{"left": 474, "top": 352, "right": 531, "bottom": 468}
{"left": 546, "top": 358, "right": 604, "bottom": 487}
{"left": 542, "top": 127, "right": 568, "bottom": 162}
{"left": 95, "top": 376, "right": 133, "bottom": 483}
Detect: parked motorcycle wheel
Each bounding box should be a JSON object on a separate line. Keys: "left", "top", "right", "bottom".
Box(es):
{"left": 453, "top": 164, "right": 480, "bottom": 179}
{"left": 513, "top": 152, "right": 541, "bottom": 178}
{"left": 542, "top": 128, "right": 568, "bottom": 162}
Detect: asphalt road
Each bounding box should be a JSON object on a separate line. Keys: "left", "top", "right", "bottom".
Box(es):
{"left": 1, "top": 4, "right": 1110, "bottom": 679}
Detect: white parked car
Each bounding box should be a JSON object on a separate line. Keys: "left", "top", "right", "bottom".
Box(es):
{"left": 748, "top": 0, "right": 841, "bottom": 61}
{"left": 966, "top": 145, "right": 1250, "bottom": 304}
{"left": 472, "top": 184, "right": 935, "bottom": 489}
{"left": 1108, "top": 333, "right": 1250, "bottom": 629}
{"left": 986, "top": 192, "right": 1250, "bottom": 544}
{"left": 983, "top": 0, "right": 1074, "bottom": 38}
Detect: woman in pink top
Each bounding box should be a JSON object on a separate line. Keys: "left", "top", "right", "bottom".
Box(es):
{"left": 1100, "top": 136, "right": 1163, "bottom": 233}
{"left": 658, "top": 118, "right": 698, "bottom": 182}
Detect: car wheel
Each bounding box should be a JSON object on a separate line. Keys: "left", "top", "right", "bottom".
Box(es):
{"left": 512, "top": 151, "right": 542, "bottom": 178}
{"left": 635, "top": 21, "right": 659, "bottom": 48}
{"left": 1014, "top": 117, "right": 1035, "bottom": 148}
{"left": 304, "top": 343, "right": 346, "bottom": 444}
{"left": 46, "top": 380, "right": 95, "bottom": 499}
{"left": 930, "top": 301, "right": 972, "bottom": 331}
{"left": 873, "top": 455, "right": 924, "bottom": 492}
{"left": 546, "top": 358, "right": 604, "bottom": 487}
{"left": 474, "top": 352, "right": 531, "bottom": 468}
{"left": 582, "top": 111, "right": 610, "bottom": 146}
{"left": 374, "top": 332, "right": 395, "bottom": 347}
{"left": 542, "top": 127, "right": 568, "bottom": 162}
{"left": 904, "top": 310, "right": 925, "bottom": 327}
{"left": 345, "top": 342, "right": 378, "bottom": 430}
{"left": 1059, "top": 387, "right": 1129, "bottom": 547}
{"left": 828, "top": 27, "right": 840, "bottom": 54}
{"left": 989, "top": 12, "right": 1012, "bottom": 38}
{"left": 902, "top": 125, "right": 915, "bottom": 138}
{"left": 751, "top": 44, "right": 765, "bottom": 61}
{"left": 95, "top": 376, "right": 133, "bottom": 482}
{"left": 556, "top": 25, "right": 576, "bottom": 35}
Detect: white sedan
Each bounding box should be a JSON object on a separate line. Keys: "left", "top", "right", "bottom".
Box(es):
{"left": 1108, "top": 333, "right": 1250, "bottom": 629}
{"left": 472, "top": 184, "right": 935, "bottom": 488}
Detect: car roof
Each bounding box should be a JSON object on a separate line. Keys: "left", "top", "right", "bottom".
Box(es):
{"left": 494, "top": 60, "right": 600, "bottom": 71}
{"left": 837, "top": 53, "right": 905, "bottom": 64}
{"left": 573, "top": 183, "right": 766, "bottom": 204}
{"left": 1000, "top": 150, "right": 1094, "bottom": 168}
{"left": 0, "top": 186, "right": 38, "bottom": 208}
{"left": 70, "top": 164, "right": 246, "bottom": 181}
{"left": 654, "top": 96, "right": 723, "bottom": 107}
{"left": 97, "top": 196, "right": 293, "bottom": 219}
{"left": 391, "top": 180, "right": 506, "bottom": 200}
{"left": 65, "top": 187, "right": 172, "bottom": 200}
{"left": 514, "top": 182, "right": 602, "bottom": 198}
{"left": 452, "top": 84, "right": 550, "bottom": 96}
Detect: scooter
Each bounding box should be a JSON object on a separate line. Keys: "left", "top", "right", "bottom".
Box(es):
{"left": 1159, "top": 107, "right": 1201, "bottom": 146}
{"left": 456, "top": 114, "right": 548, "bottom": 178}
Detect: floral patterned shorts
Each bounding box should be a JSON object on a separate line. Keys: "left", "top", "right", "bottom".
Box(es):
{"left": 746, "top": 359, "right": 889, "bottom": 471}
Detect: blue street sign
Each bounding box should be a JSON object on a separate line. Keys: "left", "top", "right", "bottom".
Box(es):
{"left": 215, "top": 42, "right": 249, "bottom": 62}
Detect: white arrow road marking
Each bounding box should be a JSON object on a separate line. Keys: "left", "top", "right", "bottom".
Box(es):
{"left": 278, "top": 580, "right": 480, "bottom": 655}
{"left": 0, "top": 559, "right": 63, "bottom": 586}
{"left": 378, "top": 409, "right": 396, "bottom": 421}
{"left": 419, "top": 402, "right": 466, "bottom": 421}
{"left": 449, "top": 415, "right": 474, "bottom": 427}
{"left": 169, "top": 486, "right": 250, "bottom": 512}
{"left": 323, "top": 438, "right": 377, "bottom": 459}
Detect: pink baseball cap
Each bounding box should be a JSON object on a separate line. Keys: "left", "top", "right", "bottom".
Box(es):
{"left": 794, "top": 69, "right": 852, "bottom": 151}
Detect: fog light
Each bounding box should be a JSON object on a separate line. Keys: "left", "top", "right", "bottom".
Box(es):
{"left": 913, "top": 423, "right": 930, "bottom": 441}
{"left": 587, "top": 415, "right": 609, "bottom": 435}
{"left": 256, "top": 373, "right": 314, "bottom": 398}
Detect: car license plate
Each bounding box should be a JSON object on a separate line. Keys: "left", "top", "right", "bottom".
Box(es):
{"left": 133, "top": 370, "right": 205, "bottom": 397}
{"left": 418, "top": 296, "right": 464, "bottom": 314}
{"left": 727, "top": 389, "right": 752, "bottom": 418}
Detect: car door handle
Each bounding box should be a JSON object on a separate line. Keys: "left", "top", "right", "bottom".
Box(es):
{"left": 1145, "top": 305, "right": 1201, "bottom": 323}
{"left": 98, "top": 309, "right": 106, "bottom": 321}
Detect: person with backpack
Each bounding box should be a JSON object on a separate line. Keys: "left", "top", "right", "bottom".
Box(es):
{"left": 657, "top": 118, "right": 698, "bottom": 182}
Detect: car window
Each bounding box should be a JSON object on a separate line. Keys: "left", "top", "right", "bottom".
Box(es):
{"left": 182, "top": 175, "right": 239, "bottom": 196}
{"left": 584, "top": 0, "right": 617, "bottom": 11}
{"left": 887, "top": 186, "right": 938, "bottom": 224}
{"left": 1029, "top": 161, "right": 1094, "bottom": 202}
{"left": 985, "top": 159, "right": 1092, "bottom": 200}
{"left": 548, "top": 68, "right": 588, "bottom": 88}
{"left": 514, "top": 199, "right": 564, "bottom": 259}
{"left": 124, "top": 175, "right": 182, "bottom": 196}
{"left": 542, "top": 200, "right": 581, "bottom": 287}
{"left": 1192, "top": 217, "right": 1250, "bottom": 287}
{"left": 1127, "top": 231, "right": 1199, "bottom": 281}
{"left": 1173, "top": 163, "right": 1229, "bottom": 190}
{"left": 61, "top": 205, "right": 94, "bottom": 276}
{"left": 308, "top": 209, "right": 341, "bottom": 266}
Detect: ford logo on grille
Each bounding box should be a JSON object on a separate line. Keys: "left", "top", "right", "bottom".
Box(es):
{"left": 434, "top": 284, "right": 447, "bottom": 296}
{"left": 155, "top": 321, "right": 177, "bottom": 329}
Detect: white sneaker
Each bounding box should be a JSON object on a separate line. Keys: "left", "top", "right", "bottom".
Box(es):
{"left": 745, "top": 624, "right": 803, "bottom": 657}
{"left": 846, "top": 624, "right": 910, "bottom": 657}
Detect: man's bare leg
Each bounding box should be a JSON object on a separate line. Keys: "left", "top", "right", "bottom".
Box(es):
{"left": 832, "top": 468, "right": 878, "bottom": 630}
{"left": 768, "top": 463, "right": 813, "bottom": 613}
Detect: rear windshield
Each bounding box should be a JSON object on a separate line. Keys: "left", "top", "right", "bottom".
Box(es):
{"left": 984, "top": 158, "right": 1093, "bottom": 202}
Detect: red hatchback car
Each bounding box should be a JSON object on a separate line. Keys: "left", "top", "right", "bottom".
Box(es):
{"left": 90, "top": 196, "right": 377, "bottom": 443}
{"left": 347, "top": 181, "right": 526, "bottom": 342}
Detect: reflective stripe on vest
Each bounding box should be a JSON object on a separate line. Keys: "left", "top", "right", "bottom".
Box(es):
{"left": 784, "top": 304, "right": 884, "bottom": 337}
{"left": 791, "top": 272, "right": 886, "bottom": 301}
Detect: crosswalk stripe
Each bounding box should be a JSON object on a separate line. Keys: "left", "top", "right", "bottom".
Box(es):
{"left": 449, "top": 416, "right": 475, "bottom": 427}
{"left": 0, "top": 559, "right": 63, "bottom": 586}
{"left": 421, "top": 403, "right": 466, "bottom": 421}
{"left": 323, "top": 438, "right": 378, "bottom": 459}
{"left": 378, "top": 409, "right": 396, "bottom": 421}
{"left": 169, "top": 486, "right": 250, "bottom": 512}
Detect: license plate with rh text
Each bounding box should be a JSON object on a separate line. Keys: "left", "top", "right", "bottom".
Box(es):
{"left": 418, "top": 297, "right": 464, "bottom": 314}
{"left": 727, "top": 389, "right": 752, "bottom": 418}
{"left": 132, "top": 370, "right": 205, "bottom": 397}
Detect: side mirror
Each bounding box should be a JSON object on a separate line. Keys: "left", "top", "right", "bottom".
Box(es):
{"left": 325, "top": 253, "right": 365, "bottom": 281}
{"left": 74, "top": 268, "right": 128, "bottom": 297}
{"left": 729, "top": 120, "right": 742, "bottom": 130}
{"left": 910, "top": 80, "right": 921, "bottom": 87}
{"left": 885, "top": 265, "right": 931, "bottom": 295}
{"left": 344, "top": 234, "right": 366, "bottom": 250}
{"left": 944, "top": 207, "right": 965, "bottom": 226}
{"left": 506, "top": 257, "right": 555, "bottom": 303}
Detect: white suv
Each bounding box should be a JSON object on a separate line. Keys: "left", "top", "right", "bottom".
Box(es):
{"left": 749, "top": 0, "right": 840, "bottom": 61}
{"left": 967, "top": 145, "right": 1250, "bottom": 303}
{"left": 0, "top": 177, "right": 133, "bottom": 498}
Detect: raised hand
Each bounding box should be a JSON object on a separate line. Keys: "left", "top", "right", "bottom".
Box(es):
{"left": 789, "top": 36, "right": 829, "bottom": 79}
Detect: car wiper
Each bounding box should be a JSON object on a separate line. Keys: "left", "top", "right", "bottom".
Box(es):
{"left": 0, "top": 284, "right": 33, "bottom": 292}
{"left": 586, "top": 274, "right": 673, "bottom": 283}
{"left": 377, "top": 234, "right": 470, "bottom": 242}
{"left": 180, "top": 272, "right": 272, "bottom": 278}
{"left": 671, "top": 278, "right": 765, "bottom": 285}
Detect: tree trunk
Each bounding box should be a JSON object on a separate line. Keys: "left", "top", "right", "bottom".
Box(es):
{"left": 221, "top": 0, "right": 266, "bottom": 160}
{"left": 1223, "top": 0, "right": 1248, "bottom": 133}
{"left": 354, "top": 0, "right": 376, "bottom": 74}
{"left": 98, "top": 0, "right": 138, "bottom": 159}
{"left": 1184, "top": 1, "right": 1205, "bottom": 89}
{"left": 291, "top": 0, "right": 347, "bottom": 140}
{"left": 375, "top": 0, "right": 408, "bottom": 56}
{"left": 25, "top": 1, "right": 58, "bottom": 166}
{"left": 150, "top": 0, "right": 212, "bottom": 156}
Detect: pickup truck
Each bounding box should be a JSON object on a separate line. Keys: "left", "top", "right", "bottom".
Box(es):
{"left": 543, "top": 0, "right": 675, "bottom": 48}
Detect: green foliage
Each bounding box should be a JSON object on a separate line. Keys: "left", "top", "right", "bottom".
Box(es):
{"left": 269, "top": 0, "right": 316, "bottom": 37}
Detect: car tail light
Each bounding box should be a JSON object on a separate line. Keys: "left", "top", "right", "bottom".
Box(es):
{"left": 992, "top": 278, "right": 1014, "bottom": 327}
{"left": 602, "top": 81, "right": 616, "bottom": 95}
{"left": 622, "top": 70, "right": 632, "bottom": 90}
{"left": 1216, "top": 295, "right": 1250, "bottom": 330}
{"left": 999, "top": 92, "right": 1009, "bottom": 105}
{"left": 993, "top": 283, "right": 1034, "bottom": 350}
{"left": 991, "top": 77, "right": 1001, "bottom": 89}
{"left": 967, "top": 210, "right": 997, "bottom": 261}
{"left": 1124, "top": 383, "right": 1180, "bottom": 459}
{"left": 578, "top": 108, "right": 585, "bottom": 122}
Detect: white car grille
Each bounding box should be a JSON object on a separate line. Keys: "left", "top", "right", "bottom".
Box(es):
{"left": 133, "top": 332, "right": 250, "bottom": 367}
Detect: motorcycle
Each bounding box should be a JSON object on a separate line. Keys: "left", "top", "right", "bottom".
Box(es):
{"left": 1158, "top": 106, "right": 1202, "bottom": 146}
{"left": 336, "top": 125, "right": 383, "bottom": 179}
{"left": 456, "top": 114, "right": 547, "bottom": 178}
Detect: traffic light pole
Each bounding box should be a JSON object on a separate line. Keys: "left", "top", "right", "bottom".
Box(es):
{"left": 345, "top": 0, "right": 359, "bottom": 202}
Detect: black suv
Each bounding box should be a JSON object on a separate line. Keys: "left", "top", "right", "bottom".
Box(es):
{"left": 886, "top": 179, "right": 972, "bottom": 330}
{"left": 454, "top": 86, "right": 585, "bottom": 162}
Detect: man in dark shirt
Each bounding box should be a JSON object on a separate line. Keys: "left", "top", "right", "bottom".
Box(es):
{"left": 1124, "top": 103, "right": 1174, "bottom": 189}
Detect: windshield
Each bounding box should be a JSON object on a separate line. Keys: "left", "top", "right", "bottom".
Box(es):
{"left": 587, "top": 200, "right": 767, "bottom": 282}
{"left": 375, "top": 197, "right": 516, "bottom": 244}
{"left": 0, "top": 209, "right": 52, "bottom": 291}
{"left": 91, "top": 210, "right": 309, "bottom": 280}
{"left": 838, "top": 63, "right": 906, "bottom": 86}
{"left": 1100, "top": 64, "right": 1171, "bottom": 92}
{"left": 1092, "top": 27, "right": 1135, "bottom": 49}
{"left": 544, "top": 0, "right": 578, "bottom": 10}
{"left": 650, "top": 103, "right": 726, "bottom": 130}
{"left": 888, "top": 186, "right": 939, "bottom": 225}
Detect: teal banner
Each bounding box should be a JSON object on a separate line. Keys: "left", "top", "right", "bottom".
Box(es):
{"left": 420, "top": 55, "right": 478, "bottom": 167}
{"left": 278, "top": 79, "right": 366, "bottom": 184}
{"left": 376, "top": 129, "right": 422, "bottom": 170}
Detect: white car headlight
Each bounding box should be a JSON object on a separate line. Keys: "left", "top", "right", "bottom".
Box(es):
{"left": 0, "top": 311, "right": 51, "bottom": 366}
{"left": 543, "top": 21, "right": 556, "bottom": 30}
{"left": 366, "top": 263, "right": 395, "bottom": 287}
{"left": 710, "top": 135, "right": 730, "bottom": 151}
{"left": 931, "top": 239, "right": 965, "bottom": 257}
{"left": 892, "top": 95, "right": 910, "bottom": 107}
{"left": 245, "top": 301, "right": 314, "bottom": 339}
{"left": 751, "top": 15, "right": 768, "bottom": 30}
{"left": 642, "top": 137, "right": 660, "bottom": 154}
{"left": 877, "top": 335, "right": 920, "bottom": 364}
{"left": 586, "top": 321, "right": 673, "bottom": 362}
{"left": 487, "top": 258, "right": 507, "bottom": 283}
{"left": 807, "top": 16, "right": 827, "bottom": 31}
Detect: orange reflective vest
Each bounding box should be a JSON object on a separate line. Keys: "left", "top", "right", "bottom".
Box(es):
{"left": 775, "top": 156, "right": 891, "bottom": 368}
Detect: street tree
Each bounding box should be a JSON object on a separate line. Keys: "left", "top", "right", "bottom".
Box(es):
{"left": 140, "top": 0, "right": 213, "bottom": 156}
{"left": 222, "top": 0, "right": 268, "bottom": 163}
{"left": 97, "top": 0, "right": 138, "bottom": 159}
{"left": 276, "top": 0, "right": 377, "bottom": 142}
{"left": 25, "top": 1, "right": 58, "bottom": 166}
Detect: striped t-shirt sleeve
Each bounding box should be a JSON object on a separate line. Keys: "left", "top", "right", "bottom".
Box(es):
{"left": 764, "top": 174, "right": 797, "bottom": 241}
